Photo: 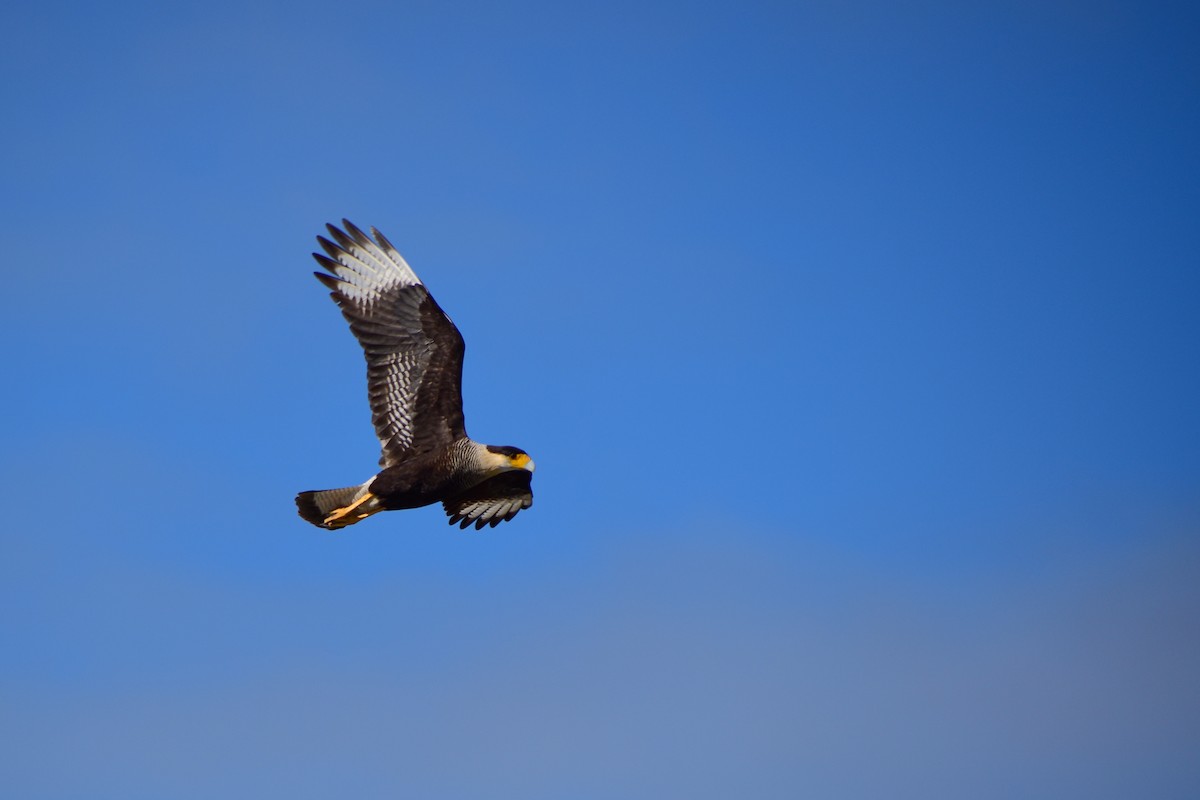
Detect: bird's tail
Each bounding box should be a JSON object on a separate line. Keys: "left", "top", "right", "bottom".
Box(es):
{"left": 296, "top": 483, "right": 382, "bottom": 529}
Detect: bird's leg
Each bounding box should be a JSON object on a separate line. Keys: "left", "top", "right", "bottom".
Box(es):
{"left": 322, "top": 492, "right": 380, "bottom": 528}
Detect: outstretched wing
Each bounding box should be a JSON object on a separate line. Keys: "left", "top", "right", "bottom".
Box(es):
{"left": 313, "top": 220, "right": 466, "bottom": 467}
{"left": 442, "top": 471, "right": 534, "bottom": 530}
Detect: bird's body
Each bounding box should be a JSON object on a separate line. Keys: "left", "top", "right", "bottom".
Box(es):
{"left": 295, "top": 221, "right": 534, "bottom": 531}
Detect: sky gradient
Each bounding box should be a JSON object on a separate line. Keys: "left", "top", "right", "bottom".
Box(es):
{"left": 2, "top": 1, "right": 1198, "bottom": 797}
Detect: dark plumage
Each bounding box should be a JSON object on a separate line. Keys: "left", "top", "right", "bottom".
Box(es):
{"left": 295, "top": 220, "right": 535, "bottom": 531}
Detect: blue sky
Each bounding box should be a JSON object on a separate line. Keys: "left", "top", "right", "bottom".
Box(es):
{"left": 2, "top": 1, "right": 1198, "bottom": 797}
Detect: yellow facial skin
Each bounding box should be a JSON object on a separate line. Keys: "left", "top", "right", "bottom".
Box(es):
{"left": 510, "top": 453, "right": 534, "bottom": 471}
{"left": 483, "top": 448, "right": 536, "bottom": 475}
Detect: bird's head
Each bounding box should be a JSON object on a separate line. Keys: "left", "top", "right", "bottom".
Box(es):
{"left": 484, "top": 444, "right": 536, "bottom": 474}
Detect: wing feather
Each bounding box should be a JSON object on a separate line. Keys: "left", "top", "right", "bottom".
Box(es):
{"left": 312, "top": 220, "right": 467, "bottom": 466}
{"left": 442, "top": 471, "right": 534, "bottom": 531}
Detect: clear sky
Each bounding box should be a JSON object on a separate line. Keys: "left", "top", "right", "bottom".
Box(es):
{"left": 2, "top": 1, "right": 1198, "bottom": 797}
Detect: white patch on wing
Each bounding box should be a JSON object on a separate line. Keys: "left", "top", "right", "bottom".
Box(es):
{"left": 324, "top": 223, "right": 423, "bottom": 305}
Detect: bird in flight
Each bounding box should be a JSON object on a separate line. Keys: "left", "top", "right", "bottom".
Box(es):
{"left": 296, "top": 220, "right": 535, "bottom": 531}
